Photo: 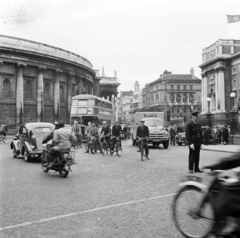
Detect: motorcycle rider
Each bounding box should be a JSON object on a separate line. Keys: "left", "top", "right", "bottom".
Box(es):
{"left": 204, "top": 153, "right": 240, "bottom": 236}
{"left": 45, "top": 122, "right": 76, "bottom": 168}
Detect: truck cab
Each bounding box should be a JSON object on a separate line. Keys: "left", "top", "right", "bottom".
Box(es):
{"left": 131, "top": 112, "right": 170, "bottom": 149}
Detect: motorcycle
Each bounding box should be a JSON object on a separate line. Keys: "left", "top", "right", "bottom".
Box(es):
{"left": 41, "top": 141, "right": 75, "bottom": 178}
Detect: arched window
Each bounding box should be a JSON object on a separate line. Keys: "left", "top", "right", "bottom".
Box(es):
{"left": 189, "top": 94, "right": 194, "bottom": 102}
{"left": 176, "top": 94, "right": 181, "bottom": 102}
{"left": 3, "top": 79, "right": 11, "bottom": 97}
{"left": 44, "top": 83, "right": 50, "bottom": 101}
{"left": 25, "top": 81, "right": 33, "bottom": 99}
{"left": 60, "top": 85, "right": 65, "bottom": 102}
{"left": 183, "top": 94, "right": 187, "bottom": 102}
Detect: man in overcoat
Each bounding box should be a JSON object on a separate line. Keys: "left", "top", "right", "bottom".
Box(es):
{"left": 185, "top": 111, "right": 203, "bottom": 173}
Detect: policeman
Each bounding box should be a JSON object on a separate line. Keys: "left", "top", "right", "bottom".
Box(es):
{"left": 185, "top": 111, "right": 203, "bottom": 173}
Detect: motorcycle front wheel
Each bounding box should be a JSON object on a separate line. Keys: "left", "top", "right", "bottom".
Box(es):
{"left": 59, "top": 168, "right": 69, "bottom": 178}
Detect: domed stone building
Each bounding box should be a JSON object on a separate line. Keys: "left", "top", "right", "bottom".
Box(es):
{"left": 0, "top": 35, "right": 96, "bottom": 130}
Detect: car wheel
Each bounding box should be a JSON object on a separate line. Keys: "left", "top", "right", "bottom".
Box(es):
{"left": 163, "top": 142, "right": 169, "bottom": 149}
{"left": 24, "top": 148, "right": 31, "bottom": 162}
{"left": 177, "top": 143, "right": 182, "bottom": 146}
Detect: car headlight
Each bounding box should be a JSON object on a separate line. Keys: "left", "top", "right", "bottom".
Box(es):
{"left": 164, "top": 131, "right": 168, "bottom": 135}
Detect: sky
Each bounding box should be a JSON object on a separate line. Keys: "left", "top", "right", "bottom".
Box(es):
{"left": 0, "top": 0, "right": 240, "bottom": 91}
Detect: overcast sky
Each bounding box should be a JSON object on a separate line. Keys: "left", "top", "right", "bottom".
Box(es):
{"left": 0, "top": 0, "right": 239, "bottom": 91}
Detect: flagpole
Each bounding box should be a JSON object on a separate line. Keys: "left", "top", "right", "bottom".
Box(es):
{"left": 225, "top": 15, "right": 228, "bottom": 39}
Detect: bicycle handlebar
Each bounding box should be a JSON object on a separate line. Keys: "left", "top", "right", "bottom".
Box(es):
{"left": 137, "top": 136, "right": 148, "bottom": 140}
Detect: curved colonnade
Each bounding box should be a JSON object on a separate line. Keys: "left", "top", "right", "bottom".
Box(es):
{"left": 0, "top": 35, "right": 96, "bottom": 127}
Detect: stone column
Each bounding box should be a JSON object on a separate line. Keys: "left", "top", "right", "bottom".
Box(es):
{"left": 187, "top": 93, "right": 190, "bottom": 102}
{"left": 214, "top": 69, "right": 219, "bottom": 111}
{"left": 203, "top": 75, "right": 208, "bottom": 113}
{"left": 174, "top": 93, "right": 176, "bottom": 102}
{"left": 16, "top": 63, "right": 27, "bottom": 125}
{"left": 180, "top": 94, "right": 183, "bottom": 102}
{"left": 218, "top": 66, "right": 226, "bottom": 112}
{"left": 53, "top": 69, "right": 62, "bottom": 123}
{"left": 37, "top": 66, "right": 46, "bottom": 122}
{"left": 67, "top": 72, "right": 74, "bottom": 123}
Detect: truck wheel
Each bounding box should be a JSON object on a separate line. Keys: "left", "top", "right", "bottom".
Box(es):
{"left": 156, "top": 143, "right": 160, "bottom": 147}
{"left": 132, "top": 139, "right": 136, "bottom": 146}
{"left": 163, "top": 142, "right": 169, "bottom": 149}
{"left": 177, "top": 143, "right": 182, "bottom": 146}
{"left": 153, "top": 143, "right": 156, "bottom": 147}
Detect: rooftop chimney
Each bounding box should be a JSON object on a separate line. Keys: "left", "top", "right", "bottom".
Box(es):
{"left": 190, "top": 67, "right": 194, "bottom": 77}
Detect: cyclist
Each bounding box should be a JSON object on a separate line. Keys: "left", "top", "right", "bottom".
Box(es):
{"left": 0, "top": 122, "right": 7, "bottom": 141}
{"left": 89, "top": 123, "right": 102, "bottom": 153}
{"left": 101, "top": 121, "right": 111, "bottom": 146}
{"left": 136, "top": 120, "right": 149, "bottom": 159}
{"left": 85, "top": 122, "right": 92, "bottom": 153}
{"left": 111, "top": 121, "right": 122, "bottom": 152}
{"left": 204, "top": 153, "right": 240, "bottom": 236}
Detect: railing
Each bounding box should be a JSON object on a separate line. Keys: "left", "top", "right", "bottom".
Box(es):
{"left": 0, "top": 35, "right": 92, "bottom": 69}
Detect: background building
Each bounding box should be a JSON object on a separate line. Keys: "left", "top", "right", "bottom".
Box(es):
{"left": 132, "top": 81, "right": 142, "bottom": 111}
{"left": 117, "top": 91, "right": 133, "bottom": 124}
{"left": 199, "top": 39, "right": 240, "bottom": 142}
{"left": 141, "top": 69, "right": 202, "bottom": 124}
{"left": 0, "top": 35, "right": 95, "bottom": 132}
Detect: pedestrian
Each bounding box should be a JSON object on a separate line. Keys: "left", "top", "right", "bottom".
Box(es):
{"left": 222, "top": 124, "right": 229, "bottom": 145}
{"left": 169, "top": 125, "right": 176, "bottom": 146}
{"left": 136, "top": 119, "right": 150, "bottom": 159}
{"left": 185, "top": 111, "right": 203, "bottom": 173}
{"left": 204, "top": 125, "right": 211, "bottom": 146}
{"left": 217, "top": 126, "right": 222, "bottom": 144}
{"left": 0, "top": 122, "right": 8, "bottom": 140}
{"left": 85, "top": 122, "right": 92, "bottom": 153}
{"left": 72, "top": 120, "right": 82, "bottom": 149}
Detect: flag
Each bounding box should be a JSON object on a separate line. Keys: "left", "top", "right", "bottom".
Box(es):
{"left": 227, "top": 15, "right": 240, "bottom": 24}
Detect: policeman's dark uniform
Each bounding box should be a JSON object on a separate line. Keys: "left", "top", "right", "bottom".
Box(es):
{"left": 185, "top": 111, "right": 203, "bottom": 173}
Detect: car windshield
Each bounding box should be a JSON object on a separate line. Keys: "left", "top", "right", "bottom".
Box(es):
{"left": 144, "top": 119, "right": 162, "bottom": 128}
{"left": 33, "top": 127, "right": 52, "bottom": 134}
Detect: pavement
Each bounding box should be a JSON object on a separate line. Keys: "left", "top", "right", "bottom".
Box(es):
{"left": 202, "top": 144, "right": 240, "bottom": 153}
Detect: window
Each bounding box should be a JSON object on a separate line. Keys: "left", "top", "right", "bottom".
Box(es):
{"left": 44, "top": 83, "right": 50, "bottom": 101}
{"left": 25, "top": 81, "right": 33, "bottom": 99}
{"left": 184, "top": 85, "right": 186, "bottom": 90}
{"left": 170, "top": 94, "right": 174, "bottom": 103}
{"left": 232, "top": 67, "right": 236, "bottom": 74}
{"left": 60, "top": 85, "right": 65, "bottom": 102}
{"left": 78, "top": 100, "right": 88, "bottom": 106}
{"left": 177, "top": 85, "right": 180, "bottom": 90}
{"left": 88, "top": 99, "right": 95, "bottom": 106}
{"left": 176, "top": 94, "right": 181, "bottom": 102}
{"left": 190, "top": 85, "right": 193, "bottom": 90}
{"left": 189, "top": 94, "right": 194, "bottom": 102}
{"left": 171, "top": 85, "right": 174, "bottom": 90}
{"left": 3, "top": 79, "right": 11, "bottom": 97}
{"left": 183, "top": 94, "right": 187, "bottom": 102}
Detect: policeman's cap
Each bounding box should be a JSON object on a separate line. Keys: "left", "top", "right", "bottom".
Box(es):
{"left": 191, "top": 111, "right": 199, "bottom": 117}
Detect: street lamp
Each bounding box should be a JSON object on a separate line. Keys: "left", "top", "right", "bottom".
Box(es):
{"left": 162, "top": 76, "right": 169, "bottom": 123}
{"left": 230, "top": 92, "right": 236, "bottom": 110}
{"left": 206, "top": 97, "right": 211, "bottom": 126}
{"left": 230, "top": 92, "right": 237, "bottom": 138}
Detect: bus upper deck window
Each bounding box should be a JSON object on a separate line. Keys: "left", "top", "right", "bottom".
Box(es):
{"left": 72, "top": 100, "right": 78, "bottom": 106}
{"left": 88, "top": 99, "right": 95, "bottom": 106}
{"left": 78, "top": 100, "right": 88, "bottom": 106}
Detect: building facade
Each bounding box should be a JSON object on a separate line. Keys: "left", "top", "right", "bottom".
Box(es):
{"left": 0, "top": 35, "right": 95, "bottom": 130}
{"left": 117, "top": 91, "right": 133, "bottom": 124}
{"left": 199, "top": 39, "right": 240, "bottom": 129}
{"left": 141, "top": 69, "right": 202, "bottom": 123}
{"left": 132, "top": 81, "right": 142, "bottom": 110}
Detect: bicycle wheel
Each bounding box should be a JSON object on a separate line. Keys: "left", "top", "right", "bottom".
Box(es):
{"left": 90, "top": 142, "right": 96, "bottom": 154}
{"left": 172, "top": 185, "right": 215, "bottom": 238}
{"left": 116, "top": 143, "right": 122, "bottom": 157}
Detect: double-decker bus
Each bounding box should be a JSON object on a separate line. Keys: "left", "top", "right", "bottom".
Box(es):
{"left": 70, "top": 94, "right": 114, "bottom": 127}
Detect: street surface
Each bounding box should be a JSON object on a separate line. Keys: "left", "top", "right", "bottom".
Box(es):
{"left": 0, "top": 138, "right": 233, "bottom": 238}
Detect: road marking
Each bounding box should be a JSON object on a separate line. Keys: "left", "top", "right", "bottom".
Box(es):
{"left": 0, "top": 193, "right": 176, "bottom": 231}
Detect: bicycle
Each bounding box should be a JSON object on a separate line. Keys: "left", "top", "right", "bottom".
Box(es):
{"left": 137, "top": 136, "right": 149, "bottom": 161}
{"left": 0, "top": 134, "right": 6, "bottom": 143}
{"left": 101, "top": 134, "right": 110, "bottom": 155}
{"left": 172, "top": 170, "right": 240, "bottom": 238}
{"left": 110, "top": 136, "right": 122, "bottom": 157}
{"left": 89, "top": 135, "right": 102, "bottom": 154}
{"left": 85, "top": 135, "right": 90, "bottom": 152}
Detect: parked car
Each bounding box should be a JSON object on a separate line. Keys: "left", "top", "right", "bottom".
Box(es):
{"left": 175, "top": 127, "right": 188, "bottom": 146}
{"left": 10, "top": 122, "right": 55, "bottom": 162}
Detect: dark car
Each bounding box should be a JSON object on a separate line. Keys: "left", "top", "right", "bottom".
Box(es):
{"left": 175, "top": 127, "right": 188, "bottom": 146}
{"left": 10, "top": 122, "right": 55, "bottom": 162}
